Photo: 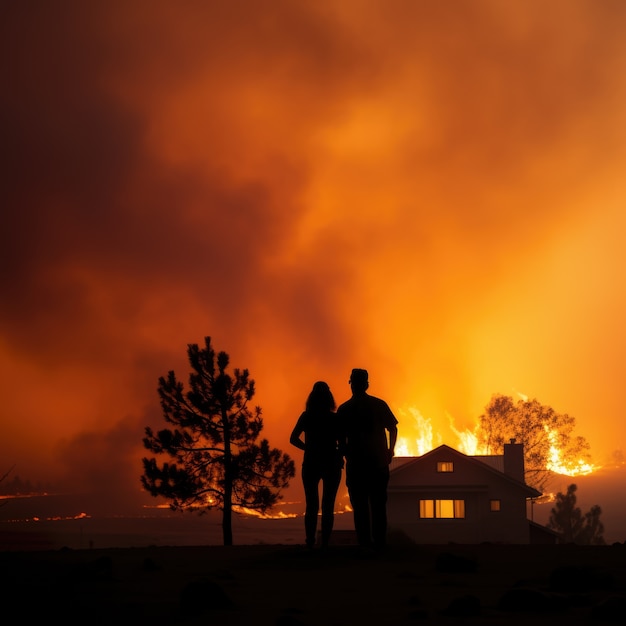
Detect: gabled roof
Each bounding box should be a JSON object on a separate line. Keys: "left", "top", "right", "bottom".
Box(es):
{"left": 390, "top": 443, "right": 541, "bottom": 498}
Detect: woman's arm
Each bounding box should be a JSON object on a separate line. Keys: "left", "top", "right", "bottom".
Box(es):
{"left": 290, "top": 414, "right": 306, "bottom": 450}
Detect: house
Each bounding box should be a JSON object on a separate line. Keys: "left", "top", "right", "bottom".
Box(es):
{"left": 387, "top": 440, "right": 551, "bottom": 544}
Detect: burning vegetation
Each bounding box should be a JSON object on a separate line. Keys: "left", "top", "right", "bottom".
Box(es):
{"left": 394, "top": 394, "right": 598, "bottom": 492}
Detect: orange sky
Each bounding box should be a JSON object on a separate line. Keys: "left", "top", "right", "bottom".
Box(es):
{"left": 2, "top": 1, "right": 626, "bottom": 512}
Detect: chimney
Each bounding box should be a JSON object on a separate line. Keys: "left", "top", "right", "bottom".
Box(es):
{"left": 503, "top": 438, "right": 525, "bottom": 482}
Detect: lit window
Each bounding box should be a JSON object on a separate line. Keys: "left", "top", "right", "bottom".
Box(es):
{"left": 490, "top": 499, "right": 501, "bottom": 512}
{"left": 437, "top": 500, "right": 454, "bottom": 517}
{"left": 437, "top": 462, "right": 454, "bottom": 472}
{"left": 419, "top": 499, "right": 465, "bottom": 519}
{"left": 420, "top": 499, "right": 434, "bottom": 518}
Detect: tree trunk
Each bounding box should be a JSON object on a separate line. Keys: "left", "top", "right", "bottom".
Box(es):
{"left": 222, "top": 497, "right": 233, "bottom": 546}
{"left": 222, "top": 406, "right": 233, "bottom": 546}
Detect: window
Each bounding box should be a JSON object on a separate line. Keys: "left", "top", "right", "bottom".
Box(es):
{"left": 420, "top": 499, "right": 434, "bottom": 518}
{"left": 437, "top": 461, "right": 454, "bottom": 472}
{"left": 419, "top": 499, "right": 465, "bottom": 519}
{"left": 490, "top": 499, "right": 501, "bottom": 512}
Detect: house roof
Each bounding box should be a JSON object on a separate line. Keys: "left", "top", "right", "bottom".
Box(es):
{"left": 390, "top": 443, "right": 541, "bottom": 498}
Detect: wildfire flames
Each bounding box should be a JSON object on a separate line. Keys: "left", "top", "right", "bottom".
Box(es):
{"left": 545, "top": 427, "right": 598, "bottom": 476}
{"left": 394, "top": 407, "right": 442, "bottom": 456}
{"left": 236, "top": 506, "right": 298, "bottom": 520}
{"left": 394, "top": 406, "right": 599, "bottom": 477}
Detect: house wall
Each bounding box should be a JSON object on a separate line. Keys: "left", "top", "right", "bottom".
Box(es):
{"left": 388, "top": 488, "right": 531, "bottom": 544}
{"left": 388, "top": 448, "right": 533, "bottom": 544}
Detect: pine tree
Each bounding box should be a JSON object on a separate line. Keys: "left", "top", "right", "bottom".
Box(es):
{"left": 547, "top": 484, "right": 605, "bottom": 545}
{"left": 141, "top": 336, "right": 295, "bottom": 545}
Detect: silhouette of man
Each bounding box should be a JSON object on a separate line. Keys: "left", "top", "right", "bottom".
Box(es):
{"left": 337, "top": 368, "right": 398, "bottom": 549}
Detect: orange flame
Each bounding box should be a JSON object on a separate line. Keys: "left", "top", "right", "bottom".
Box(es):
{"left": 448, "top": 414, "right": 489, "bottom": 456}
{"left": 394, "top": 406, "right": 442, "bottom": 456}
{"left": 395, "top": 406, "right": 600, "bottom": 477}
{"left": 235, "top": 506, "right": 298, "bottom": 519}
{"left": 545, "top": 426, "right": 599, "bottom": 476}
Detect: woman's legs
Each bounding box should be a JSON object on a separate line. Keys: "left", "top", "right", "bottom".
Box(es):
{"left": 301, "top": 465, "right": 321, "bottom": 547}
{"left": 320, "top": 468, "right": 342, "bottom": 547}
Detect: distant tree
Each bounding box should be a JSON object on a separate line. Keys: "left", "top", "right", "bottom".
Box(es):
{"left": 547, "top": 484, "right": 605, "bottom": 545}
{"left": 0, "top": 474, "right": 51, "bottom": 496}
{"left": 476, "top": 394, "right": 591, "bottom": 492}
{"left": 0, "top": 465, "right": 14, "bottom": 507}
{"left": 578, "top": 504, "right": 605, "bottom": 546}
{"left": 141, "top": 337, "right": 296, "bottom": 545}
{"left": 0, "top": 466, "right": 12, "bottom": 485}
{"left": 547, "top": 484, "right": 583, "bottom": 542}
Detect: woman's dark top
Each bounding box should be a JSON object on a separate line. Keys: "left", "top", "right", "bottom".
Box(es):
{"left": 292, "top": 409, "right": 343, "bottom": 471}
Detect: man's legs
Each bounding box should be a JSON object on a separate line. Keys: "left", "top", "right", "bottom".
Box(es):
{"left": 370, "top": 467, "right": 390, "bottom": 548}
{"left": 346, "top": 463, "right": 372, "bottom": 547}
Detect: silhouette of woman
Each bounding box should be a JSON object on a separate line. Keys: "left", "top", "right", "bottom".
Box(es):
{"left": 290, "top": 381, "right": 343, "bottom": 549}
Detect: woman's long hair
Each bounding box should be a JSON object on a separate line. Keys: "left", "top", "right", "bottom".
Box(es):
{"left": 305, "top": 381, "right": 336, "bottom": 413}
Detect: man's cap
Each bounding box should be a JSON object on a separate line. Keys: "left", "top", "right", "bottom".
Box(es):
{"left": 349, "top": 368, "right": 369, "bottom": 384}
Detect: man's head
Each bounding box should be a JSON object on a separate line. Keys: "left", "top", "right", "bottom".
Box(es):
{"left": 349, "top": 368, "right": 369, "bottom": 393}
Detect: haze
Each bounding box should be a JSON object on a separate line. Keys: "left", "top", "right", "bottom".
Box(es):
{"left": 2, "top": 1, "right": 625, "bottom": 515}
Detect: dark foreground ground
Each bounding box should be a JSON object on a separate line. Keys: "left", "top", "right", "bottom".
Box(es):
{"left": 1, "top": 541, "right": 625, "bottom": 625}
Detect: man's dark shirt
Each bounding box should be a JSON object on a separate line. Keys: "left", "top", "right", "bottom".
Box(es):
{"left": 337, "top": 394, "right": 398, "bottom": 469}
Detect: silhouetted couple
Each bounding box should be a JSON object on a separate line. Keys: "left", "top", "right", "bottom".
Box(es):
{"left": 290, "top": 369, "right": 398, "bottom": 550}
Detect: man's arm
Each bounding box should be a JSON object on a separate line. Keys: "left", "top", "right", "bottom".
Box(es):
{"left": 336, "top": 405, "right": 348, "bottom": 458}
{"left": 387, "top": 422, "right": 398, "bottom": 464}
